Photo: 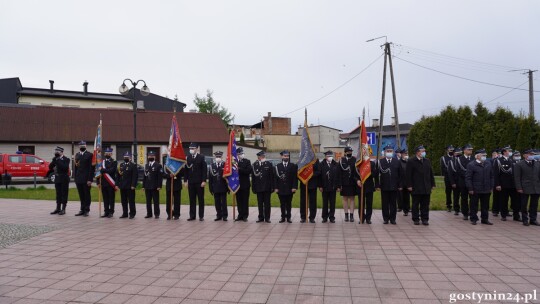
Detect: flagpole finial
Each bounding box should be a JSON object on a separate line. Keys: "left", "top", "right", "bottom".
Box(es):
{"left": 304, "top": 108, "right": 308, "bottom": 125}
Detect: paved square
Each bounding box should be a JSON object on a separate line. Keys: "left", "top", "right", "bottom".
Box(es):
{"left": 0, "top": 198, "right": 539, "bottom": 304}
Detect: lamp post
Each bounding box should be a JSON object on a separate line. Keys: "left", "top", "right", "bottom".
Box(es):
{"left": 119, "top": 79, "right": 150, "bottom": 166}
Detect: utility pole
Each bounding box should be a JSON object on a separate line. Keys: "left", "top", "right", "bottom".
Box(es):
{"left": 386, "top": 44, "right": 401, "bottom": 149}
{"left": 529, "top": 70, "right": 537, "bottom": 119}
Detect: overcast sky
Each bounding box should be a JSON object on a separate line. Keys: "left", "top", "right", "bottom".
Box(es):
{"left": 1, "top": 1, "right": 539, "bottom": 134}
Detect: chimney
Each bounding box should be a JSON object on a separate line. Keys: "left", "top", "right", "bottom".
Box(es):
{"left": 372, "top": 119, "right": 379, "bottom": 127}
{"left": 267, "top": 112, "right": 272, "bottom": 135}
{"left": 391, "top": 117, "right": 396, "bottom": 126}
{"left": 83, "top": 81, "right": 88, "bottom": 95}
{"left": 49, "top": 80, "right": 54, "bottom": 93}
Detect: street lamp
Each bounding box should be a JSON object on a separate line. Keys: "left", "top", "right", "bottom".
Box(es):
{"left": 119, "top": 79, "right": 150, "bottom": 167}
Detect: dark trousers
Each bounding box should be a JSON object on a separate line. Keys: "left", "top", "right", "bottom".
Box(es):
{"left": 76, "top": 183, "right": 91, "bottom": 212}
{"left": 300, "top": 186, "right": 317, "bottom": 220}
{"left": 499, "top": 188, "right": 518, "bottom": 218}
{"left": 458, "top": 186, "right": 469, "bottom": 216}
{"left": 412, "top": 194, "right": 431, "bottom": 222}
{"left": 381, "top": 190, "right": 398, "bottom": 221}
{"left": 188, "top": 184, "right": 205, "bottom": 219}
{"left": 359, "top": 191, "right": 373, "bottom": 222}
{"left": 236, "top": 187, "right": 250, "bottom": 220}
{"left": 145, "top": 189, "right": 160, "bottom": 217}
{"left": 400, "top": 188, "right": 410, "bottom": 213}
{"left": 322, "top": 190, "right": 336, "bottom": 220}
{"left": 521, "top": 194, "right": 539, "bottom": 223}
{"left": 452, "top": 186, "right": 461, "bottom": 212}
{"left": 279, "top": 194, "right": 293, "bottom": 219}
{"left": 492, "top": 189, "right": 501, "bottom": 214}
{"left": 166, "top": 189, "right": 181, "bottom": 218}
{"left": 444, "top": 180, "right": 452, "bottom": 209}
{"left": 120, "top": 189, "right": 136, "bottom": 217}
{"left": 214, "top": 192, "right": 228, "bottom": 219}
{"left": 55, "top": 181, "right": 69, "bottom": 210}
{"left": 102, "top": 186, "right": 115, "bottom": 215}
{"left": 256, "top": 191, "right": 272, "bottom": 221}
{"left": 470, "top": 193, "right": 490, "bottom": 221}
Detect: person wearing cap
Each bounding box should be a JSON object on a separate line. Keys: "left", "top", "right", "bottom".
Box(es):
{"left": 74, "top": 141, "right": 94, "bottom": 217}
{"left": 406, "top": 145, "right": 436, "bottom": 225}
{"left": 209, "top": 151, "right": 229, "bottom": 221}
{"left": 48, "top": 147, "right": 70, "bottom": 215}
{"left": 164, "top": 162, "right": 185, "bottom": 221}
{"left": 236, "top": 147, "right": 252, "bottom": 222}
{"left": 491, "top": 148, "right": 503, "bottom": 217}
{"left": 378, "top": 144, "right": 402, "bottom": 225}
{"left": 143, "top": 151, "right": 163, "bottom": 219}
{"left": 398, "top": 148, "right": 410, "bottom": 216}
{"left": 357, "top": 151, "right": 379, "bottom": 224}
{"left": 441, "top": 145, "right": 455, "bottom": 212}
{"left": 98, "top": 147, "right": 117, "bottom": 218}
{"left": 300, "top": 154, "right": 321, "bottom": 223}
{"left": 465, "top": 148, "right": 494, "bottom": 225}
{"left": 117, "top": 151, "right": 138, "bottom": 219}
{"left": 448, "top": 147, "right": 463, "bottom": 215}
{"left": 514, "top": 148, "right": 540, "bottom": 226}
{"left": 253, "top": 150, "right": 274, "bottom": 223}
{"left": 494, "top": 146, "right": 518, "bottom": 221}
{"left": 184, "top": 143, "right": 208, "bottom": 221}
{"left": 274, "top": 150, "right": 298, "bottom": 223}
{"left": 455, "top": 144, "right": 474, "bottom": 220}
{"left": 339, "top": 146, "right": 357, "bottom": 223}
{"left": 319, "top": 151, "right": 341, "bottom": 223}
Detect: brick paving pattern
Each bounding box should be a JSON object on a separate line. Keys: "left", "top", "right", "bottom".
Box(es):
{"left": 0, "top": 198, "right": 539, "bottom": 304}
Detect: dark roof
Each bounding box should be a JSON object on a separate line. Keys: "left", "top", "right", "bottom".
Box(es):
{"left": 0, "top": 105, "right": 228, "bottom": 144}
{"left": 344, "top": 123, "right": 413, "bottom": 139}
{"left": 19, "top": 87, "right": 131, "bottom": 102}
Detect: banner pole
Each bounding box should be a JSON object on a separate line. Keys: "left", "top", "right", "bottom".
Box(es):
{"left": 233, "top": 193, "right": 236, "bottom": 220}
{"left": 305, "top": 183, "right": 308, "bottom": 220}
{"left": 98, "top": 176, "right": 102, "bottom": 216}
{"left": 360, "top": 181, "right": 365, "bottom": 224}
{"left": 170, "top": 176, "right": 173, "bottom": 218}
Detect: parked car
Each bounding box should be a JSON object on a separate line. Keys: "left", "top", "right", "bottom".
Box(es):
{"left": 0, "top": 153, "right": 54, "bottom": 182}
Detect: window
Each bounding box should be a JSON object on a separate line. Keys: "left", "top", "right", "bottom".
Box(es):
{"left": 18, "top": 146, "right": 35, "bottom": 155}
{"left": 25, "top": 156, "right": 41, "bottom": 164}
{"left": 8, "top": 156, "right": 23, "bottom": 163}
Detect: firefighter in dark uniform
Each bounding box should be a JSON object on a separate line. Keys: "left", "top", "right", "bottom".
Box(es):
{"left": 74, "top": 141, "right": 94, "bottom": 217}
{"left": 512, "top": 150, "right": 522, "bottom": 221}
{"left": 99, "top": 147, "right": 117, "bottom": 218}
{"left": 143, "top": 151, "right": 163, "bottom": 219}
{"left": 319, "top": 151, "right": 341, "bottom": 223}
{"left": 441, "top": 145, "right": 455, "bottom": 212}
{"left": 252, "top": 151, "right": 273, "bottom": 223}
{"left": 491, "top": 148, "right": 502, "bottom": 217}
{"left": 209, "top": 151, "right": 229, "bottom": 221}
{"left": 494, "top": 146, "right": 518, "bottom": 221}
{"left": 49, "top": 146, "right": 70, "bottom": 215}
{"left": 300, "top": 159, "right": 321, "bottom": 223}
{"left": 514, "top": 148, "right": 540, "bottom": 226}
{"left": 164, "top": 165, "right": 184, "bottom": 220}
{"left": 456, "top": 144, "right": 474, "bottom": 220}
{"left": 274, "top": 150, "right": 298, "bottom": 223}
{"left": 339, "top": 146, "right": 357, "bottom": 222}
{"left": 357, "top": 155, "right": 379, "bottom": 224}
{"left": 236, "top": 147, "right": 252, "bottom": 222}
{"left": 184, "top": 142, "right": 207, "bottom": 221}
{"left": 465, "top": 148, "right": 493, "bottom": 225}
{"left": 448, "top": 147, "right": 463, "bottom": 215}
{"left": 118, "top": 151, "right": 138, "bottom": 219}
{"left": 406, "top": 145, "right": 436, "bottom": 225}
{"left": 398, "top": 148, "right": 410, "bottom": 216}
{"left": 378, "top": 145, "right": 402, "bottom": 225}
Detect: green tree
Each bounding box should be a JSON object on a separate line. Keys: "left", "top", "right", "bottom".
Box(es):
{"left": 193, "top": 90, "right": 235, "bottom": 126}
{"left": 240, "top": 132, "right": 245, "bottom": 144}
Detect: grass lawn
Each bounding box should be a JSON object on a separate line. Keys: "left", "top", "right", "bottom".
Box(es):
{"left": 0, "top": 177, "right": 460, "bottom": 211}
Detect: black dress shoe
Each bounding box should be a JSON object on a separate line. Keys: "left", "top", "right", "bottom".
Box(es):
{"left": 234, "top": 218, "right": 241, "bottom": 222}
{"left": 187, "top": 218, "right": 196, "bottom": 221}
{"left": 514, "top": 217, "right": 522, "bottom": 222}
{"left": 414, "top": 221, "right": 420, "bottom": 225}
{"left": 108, "top": 214, "right": 114, "bottom": 218}
{"left": 322, "top": 219, "right": 328, "bottom": 223}
{"left": 75, "top": 211, "right": 84, "bottom": 216}
{"left": 390, "top": 220, "right": 396, "bottom": 225}
{"left": 214, "top": 218, "right": 222, "bottom": 221}
{"left": 383, "top": 220, "right": 389, "bottom": 224}
{"left": 279, "top": 218, "right": 286, "bottom": 223}
{"left": 397, "top": 209, "right": 402, "bottom": 212}
{"left": 58, "top": 210, "right": 65, "bottom": 215}
{"left": 50, "top": 209, "right": 60, "bottom": 215}
{"left": 300, "top": 219, "right": 306, "bottom": 223}
{"left": 167, "top": 216, "right": 172, "bottom": 220}
{"left": 501, "top": 217, "right": 507, "bottom": 221}
{"left": 100, "top": 214, "right": 109, "bottom": 218}
{"left": 145, "top": 215, "right": 153, "bottom": 218}
{"left": 481, "top": 220, "right": 493, "bottom": 225}
{"left": 471, "top": 220, "right": 477, "bottom": 225}
{"left": 129, "top": 216, "right": 135, "bottom": 219}
{"left": 83, "top": 212, "right": 89, "bottom": 217}
{"left": 265, "top": 220, "right": 271, "bottom": 223}
{"left": 155, "top": 216, "right": 159, "bottom": 219}
{"left": 447, "top": 208, "right": 452, "bottom": 212}
{"left": 287, "top": 219, "right": 292, "bottom": 223}
{"left": 309, "top": 219, "right": 315, "bottom": 223}
{"left": 199, "top": 218, "right": 204, "bottom": 221}
{"left": 223, "top": 218, "right": 228, "bottom": 221}
{"left": 454, "top": 211, "right": 459, "bottom": 216}
{"left": 349, "top": 215, "right": 354, "bottom": 222}
{"left": 256, "top": 219, "right": 263, "bottom": 223}
{"left": 242, "top": 218, "right": 248, "bottom": 222}
{"left": 174, "top": 216, "right": 179, "bottom": 220}
{"left": 366, "top": 220, "right": 372, "bottom": 224}
{"left": 330, "top": 219, "right": 335, "bottom": 223}
{"left": 422, "top": 221, "right": 429, "bottom": 226}
{"left": 403, "top": 212, "right": 409, "bottom": 216}
{"left": 524, "top": 222, "right": 530, "bottom": 226}
{"left": 530, "top": 221, "right": 539, "bottom": 226}
{"left": 119, "top": 215, "right": 128, "bottom": 219}
{"left": 492, "top": 213, "right": 499, "bottom": 217}
{"left": 463, "top": 216, "right": 469, "bottom": 220}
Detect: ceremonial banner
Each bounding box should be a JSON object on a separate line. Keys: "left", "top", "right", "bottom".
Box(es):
{"left": 165, "top": 115, "right": 187, "bottom": 175}
{"left": 223, "top": 131, "right": 240, "bottom": 194}
{"left": 356, "top": 119, "right": 371, "bottom": 184}
{"left": 297, "top": 118, "right": 316, "bottom": 184}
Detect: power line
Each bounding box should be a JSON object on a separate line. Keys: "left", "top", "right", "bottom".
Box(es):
{"left": 485, "top": 80, "right": 529, "bottom": 105}
{"left": 393, "top": 56, "right": 540, "bottom": 92}
{"left": 279, "top": 52, "right": 384, "bottom": 117}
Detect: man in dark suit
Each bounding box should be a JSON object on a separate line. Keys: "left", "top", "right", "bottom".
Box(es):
{"left": 252, "top": 151, "right": 273, "bottom": 223}
{"left": 514, "top": 148, "right": 540, "bottom": 226}
{"left": 441, "top": 145, "right": 455, "bottom": 212}
{"left": 143, "top": 151, "right": 163, "bottom": 219}
{"left": 300, "top": 159, "right": 320, "bottom": 223}
{"left": 491, "top": 148, "right": 502, "bottom": 217}
{"left": 448, "top": 147, "right": 463, "bottom": 216}
{"left": 74, "top": 141, "right": 94, "bottom": 217}
{"left": 274, "top": 150, "right": 298, "bottom": 223}
{"left": 455, "top": 144, "right": 474, "bottom": 220}
{"left": 319, "top": 151, "right": 341, "bottom": 223}
{"left": 465, "top": 148, "right": 494, "bottom": 225}
{"left": 494, "top": 146, "right": 518, "bottom": 222}
{"left": 99, "top": 147, "right": 117, "bottom": 218}
{"left": 164, "top": 165, "right": 184, "bottom": 221}
{"left": 357, "top": 157, "right": 379, "bottom": 224}
{"left": 406, "top": 145, "right": 436, "bottom": 225}
{"left": 209, "top": 151, "right": 229, "bottom": 221}
{"left": 184, "top": 142, "right": 207, "bottom": 221}
{"left": 236, "top": 147, "right": 252, "bottom": 222}
{"left": 117, "top": 151, "right": 138, "bottom": 219}
{"left": 49, "top": 146, "right": 70, "bottom": 215}
{"left": 398, "top": 148, "right": 410, "bottom": 216}
{"left": 378, "top": 145, "right": 402, "bottom": 224}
